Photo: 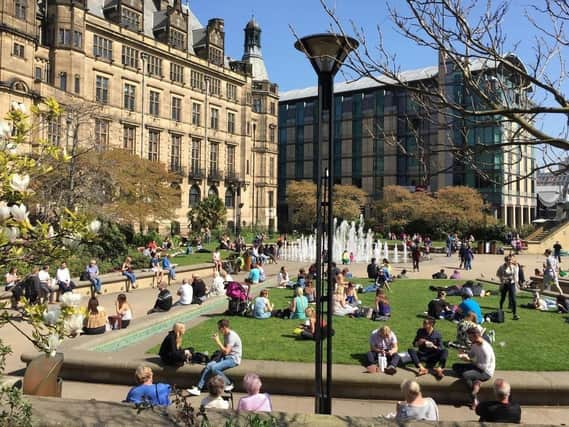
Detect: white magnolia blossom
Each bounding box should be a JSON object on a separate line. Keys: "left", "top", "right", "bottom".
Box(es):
{"left": 88, "top": 219, "right": 101, "bottom": 234}
{"left": 0, "top": 201, "right": 10, "bottom": 221}
{"left": 0, "top": 120, "right": 10, "bottom": 139}
{"left": 60, "top": 292, "right": 82, "bottom": 308}
{"left": 11, "top": 101, "right": 27, "bottom": 114}
{"left": 10, "top": 203, "right": 28, "bottom": 222}
{"left": 48, "top": 225, "right": 55, "bottom": 238}
{"left": 43, "top": 308, "right": 61, "bottom": 326}
{"left": 5, "top": 227, "right": 20, "bottom": 242}
{"left": 63, "top": 313, "right": 84, "bottom": 336}
{"left": 10, "top": 174, "right": 30, "bottom": 192}
{"left": 44, "top": 334, "right": 62, "bottom": 358}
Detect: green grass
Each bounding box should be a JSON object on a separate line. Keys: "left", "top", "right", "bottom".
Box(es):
{"left": 170, "top": 249, "right": 234, "bottom": 267}
{"left": 148, "top": 279, "right": 569, "bottom": 371}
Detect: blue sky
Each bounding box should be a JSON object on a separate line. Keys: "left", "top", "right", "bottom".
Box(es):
{"left": 188, "top": 0, "right": 566, "bottom": 145}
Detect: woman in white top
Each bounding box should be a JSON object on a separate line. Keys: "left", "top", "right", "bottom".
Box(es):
{"left": 395, "top": 379, "right": 439, "bottom": 422}
{"left": 200, "top": 375, "right": 229, "bottom": 410}
{"left": 114, "top": 293, "right": 133, "bottom": 329}
{"left": 332, "top": 288, "right": 358, "bottom": 317}
{"left": 278, "top": 266, "right": 290, "bottom": 288}
{"left": 210, "top": 271, "right": 226, "bottom": 296}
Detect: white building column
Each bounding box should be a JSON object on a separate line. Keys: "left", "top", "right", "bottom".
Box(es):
{"left": 512, "top": 206, "right": 517, "bottom": 230}
{"left": 503, "top": 205, "right": 508, "bottom": 227}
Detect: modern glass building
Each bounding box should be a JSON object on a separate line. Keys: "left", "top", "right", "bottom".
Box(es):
{"left": 278, "top": 57, "right": 536, "bottom": 231}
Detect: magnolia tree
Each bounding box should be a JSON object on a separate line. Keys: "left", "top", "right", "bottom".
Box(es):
{"left": 0, "top": 98, "right": 97, "bottom": 423}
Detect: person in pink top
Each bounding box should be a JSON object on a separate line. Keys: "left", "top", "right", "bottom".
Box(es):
{"left": 237, "top": 373, "right": 272, "bottom": 412}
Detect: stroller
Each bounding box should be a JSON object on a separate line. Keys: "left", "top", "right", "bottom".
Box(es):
{"left": 225, "top": 281, "right": 249, "bottom": 316}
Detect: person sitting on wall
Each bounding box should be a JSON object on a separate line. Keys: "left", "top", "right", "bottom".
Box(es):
{"left": 125, "top": 366, "right": 171, "bottom": 406}
{"left": 159, "top": 323, "right": 192, "bottom": 366}
{"left": 161, "top": 254, "right": 176, "bottom": 281}
{"left": 475, "top": 378, "right": 521, "bottom": 423}
{"left": 366, "top": 325, "right": 400, "bottom": 375}
{"left": 191, "top": 275, "right": 207, "bottom": 305}
{"left": 147, "top": 283, "right": 173, "bottom": 314}
{"left": 407, "top": 318, "right": 448, "bottom": 379}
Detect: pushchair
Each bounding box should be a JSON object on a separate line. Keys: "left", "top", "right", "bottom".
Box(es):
{"left": 224, "top": 281, "right": 250, "bottom": 316}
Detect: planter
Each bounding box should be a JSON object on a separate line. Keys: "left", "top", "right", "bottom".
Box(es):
{"left": 22, "top": 352, "right": 63, "bottom": 397}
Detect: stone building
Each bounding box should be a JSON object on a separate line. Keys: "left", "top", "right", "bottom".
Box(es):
{"left": 0, "top": 0, "right": 278, "bottom": 232}
{"left": 278, "top": 55, "right": 536, "bottom": 230}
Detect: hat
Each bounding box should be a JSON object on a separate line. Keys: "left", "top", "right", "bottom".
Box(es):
{"left": 462, "top": 287, "right": 473, "bottom": 298}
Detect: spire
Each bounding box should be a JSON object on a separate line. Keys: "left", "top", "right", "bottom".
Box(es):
{"left": 242, "top": 17, "right": 268, "bottom": 81}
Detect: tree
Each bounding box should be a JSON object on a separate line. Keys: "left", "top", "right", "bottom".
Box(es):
{"left": 286, "top": 180, "right": 368, "bottom": 232}
{"left": 320, "top": 0, "right": 569, "bottom": 182}
{"left": 188, "top": 196, "right": 227, "bottom": 231}
{"left": 375, "top": 185, "right": 493, "bottom": 238}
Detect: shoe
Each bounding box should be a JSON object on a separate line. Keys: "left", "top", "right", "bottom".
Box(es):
{"left": 384, "top": 365, "right": 397, "bottom": 375}
{"left": 224, "top": 383, "right": 234, "bottom": 392}
{"left": 513, "top": 315, "right": 520, "bottom": 320}
{"left": 417, "top": 367, "right": 428, "bottom": 376}
{"left": 187, "top": 386, "right": 201, "bottom": 396}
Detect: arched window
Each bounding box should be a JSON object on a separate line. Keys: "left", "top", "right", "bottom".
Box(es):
{"left": 208, "top": 185, "right": 218, "bottom": 198}
{"left": 224, "top": 187, "right": 235, "bottom": 208}
{"left": 189, "top": 185, "right": 201, "bottom": 207}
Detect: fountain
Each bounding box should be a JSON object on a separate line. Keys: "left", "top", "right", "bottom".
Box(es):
{"left": 402, "top": 242, "right": 408, "bottom": 262}
{"left": 383, "top": 242, "right": 389, "bottom": 261}
{"left": 393, "top": 244, "right": 399, "bottom": 263}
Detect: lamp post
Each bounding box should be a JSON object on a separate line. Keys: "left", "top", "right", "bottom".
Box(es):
{"left": 294, "top": 33, "right": 358, "bottom": 415}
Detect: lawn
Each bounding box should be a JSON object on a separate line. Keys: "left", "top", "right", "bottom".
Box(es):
{"left": 148, "top": 279, "right": 569, "bottom": 371}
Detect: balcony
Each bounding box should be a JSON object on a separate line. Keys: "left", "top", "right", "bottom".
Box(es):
{"left": 188, "top": 167, "right": 206, "bottom": 180}
{"left": 225, "top": 170, "right": 241, "bottom": 184}
{"left": 252, "top": 142, "right": 278, "bottom": 154}
{"left": 169, "top": 164, "right": 186, "bottom": 181}
{"left": 207, "top": 168, "right": 224, "bottom": 182}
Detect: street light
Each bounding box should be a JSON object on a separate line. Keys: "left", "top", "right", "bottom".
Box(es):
{"left": 294, "top": 33, "right": 358, "bottom": 415}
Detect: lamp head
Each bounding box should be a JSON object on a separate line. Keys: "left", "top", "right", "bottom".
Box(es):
{"left": 294, "top": 33, "right": 358, "bottom": 76}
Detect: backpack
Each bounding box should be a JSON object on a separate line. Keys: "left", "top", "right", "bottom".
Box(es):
{"left": 485, "top": 310, "right": 505, "bottom": 323}
{"left": 191, "top": 352, "right": 210, "bottom": 365}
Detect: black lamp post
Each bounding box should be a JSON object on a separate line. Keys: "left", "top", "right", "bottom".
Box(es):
{"left": 294, "top": 33, "right": 358, "bottom": 415}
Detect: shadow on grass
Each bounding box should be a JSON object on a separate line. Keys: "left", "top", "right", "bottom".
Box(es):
{"left": 350, "top": 353, "right": 367, "bottom": 365}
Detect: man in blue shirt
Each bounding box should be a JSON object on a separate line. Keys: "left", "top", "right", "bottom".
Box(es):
{"left": 126, "top": 366, "right": 170, "bottom": 406}
{"left": 247, "top": 263, "right": 261, "bottom": 284}
{"left": 161, "top": 254, "right": 176, "bottom": 280}
{"left": 458, "top": 288, "right": 483, "bottom": 323}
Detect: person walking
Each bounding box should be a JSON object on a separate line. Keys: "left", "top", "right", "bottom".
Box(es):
{"left": 542, "top": 249, "right": 563, "bottom": 294}
{"left": 496, "top": 255, "right": 520, "bottom": 320}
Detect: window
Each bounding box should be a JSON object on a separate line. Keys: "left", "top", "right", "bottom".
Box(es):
{"left": 208, "top": 47, "right": 223, "bottom": 66}
{"left": 224, "top": 188, "right": 234, "bottom": 208}
{"left": 253, "top": 97, "right": 262, "bottom": 113}
{"left": 169, "top": 29, "right": 185, "bottom": 50}
{"left": 269, "top": 126, "right": 275, "bottom": 143}
{"left": 171, "top": 96, "right": 182, "bottom": 121}
{"left": 124, "top": 83, "right": 136, "bottom": 111}
{"left": 93, "top": 35, "right": 112, "bottom": 60}
{"left": 15, "top": 0, "right": 26, "bottom": 20}
{"left": 146, "top": 55, "right": 162, "bottom": 77}
{"left": 149, "top": 91, "right": 160, "bottom": 116}
{"left": 227, "top": 112, "right": 235, "bottom": 134}
{"left": 226, "top": 83, "right": 237, "bottom": 101}
{"left": 123, "top": 125, "right": 136, "bottom": 153}
{"left": 170, "top": 134, "right": 182, "bottom": 171}
{"left": 121, "top": 46, "right": 139, "bottom": 68}
{"left": 209, "top": 143, "right": 218, "bottom": 174}
{"left": 121, "top": 7, "right": 141, "bottom": 31}
{"left": 148, "top": 130, "right": 160, "bottom": 161}
{"left": 189, "top": 185, "right": 200, "bottom": 207}
{"left": 210, "top": 78, "right": 221, "bottom": 96}
{"left": 13, "top": 43, "right": 24, "bottom": 57}
{"left": 190, "top": 70, "right": 203, "bottom": 89}
{"left": 95, "top": 119, "right": 109, "bottom": 149}
{"left": 34, "top": 66, "right": 42, "bottom": 81}
{"left": 191, "top": 138, "right": 201, "bottom": 173}
{"left": 47, "top": 117, "right": 61, "bottom": 146}
{"left": 170, "top": 63, "right": 184, "bottom": 83}
{"left": 95, "top": 75, "right": 109, "bottom": 104}
{"left": 192, "top": 102, "right": 201, "bottom": 126}
{"left": 58, "top": 29, "right": 71, "bottom": 46}
{"left": 268, "top": 191, "right": 274, "bottom": 208}
{"left": 74, "top": 75, "right": 80, "bottom": 94}
{"left": 59, "top": 72, "right": 67, "bottom": 91}
{"left": 226, "top": 145, "right": 235, "bottom": 175}
{"left": 270, "top": 102, "right": 276, "bottom": 115}
{"left": 210, "top": 108, "right": 219, "bottom": 129}
{"left": 73, "top": 31, "right": 82, "bottom": 48}
{"left": 269, "top": 157, "right": 274, "bottom": 178}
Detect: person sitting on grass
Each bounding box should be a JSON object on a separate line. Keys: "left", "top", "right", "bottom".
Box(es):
{"left": 290, "top": 286, "right": 308, "bottom": 320}
{"left": 253, "top": 289, "right": 274, "bottom": 319}
{"left": 457, "top": 288, "right": 483, "bottom": 323}
{"left": 147, "top": 283, "right": 173, "bottom": 314}
{"left": 450, "top": 311, "right": 484, "bottom": 350}
{"left": 373, "top": 288, "right": 391, "bottom": 320}
{"left": 304, "top": 280, "right": 316, "bottom": 303}
{"left": 558, "top": 294, "right": 569, "bottom": 313}
{"left": 247, "top": 263, "right": 261, "bottom": 285}
{"left": 188, "top": 319, "right": 242, "bottom": 396}
{"left": 395, "top": 379, "right": 439, "bottom": 422}
{"left": 300, "top": 307, "right": 329, "bottom": 340}
{"left": 407, "top": 318, "right": 447, "bottom": 379}
{"left": 427, "top": 290, "right": 453, "bottom": 320}
{"left": 475, "top": 378, "right": 521, "bottom": 423}
{"left": 332, "top": 288, "right": 358, "bottom": 317}
{"left": 366, "top": 325, "right": 400, "bottom": 375}
{"left": 278, "top": 266, "right": 290, "bottom": 288}
{"left": 200, "top": 375, "right": 230, "bottom": 410}
{"left": 450, "top": 269, "right": 461, "bottom": 280}
{"left": 237, "top": 373, "right": 273, "bottom": 412}
{"left": 367, "top": 258, "right": 379, "bottom": 279}
{"left": 345, "top": 283, "right": 360, "bottom": 307}
{"left": 432, "top": 269, "right": 448, "bottom": 279}
{"left": 452, "top": 327, "right": 496, "bottom": 409}
{"left": 159, "top": 323, "right": 192, "bottom": 366}
{"left": 83, "top": 297, "right": 107, "bottom": 335}
{"left": 125, "top": 366, "right": 171, "bottom": 406}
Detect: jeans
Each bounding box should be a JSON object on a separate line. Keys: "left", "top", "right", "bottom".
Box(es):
{"left": 464, "top": 259, "right": 472, "bottom": 270}
{"left": 499, "top": 282, "right": 517, "bottom": 315}
{"left": 408, "top": 348, "right": 448, "bottom": 368}
{"left": 58, "top": 280, "right": 76, "bottom": 293}
{"left": 90, "top": 278, "right": 102, "bottom": 293}
{"left": 122, "top": 271, "right": 136, "bottom": 284}
{"left": 366, "top": 351, "right": 400, "bottom": 368}
{"left": 165, "top": 267, "right": 176, "bottom": 280}
{"left": 197, "top": 356, "right": 237, "bottom": 389}
{"left": 452, "top": 362, "right": 491, "bottom": 391}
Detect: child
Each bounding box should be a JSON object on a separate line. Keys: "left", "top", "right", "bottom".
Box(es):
{"left": 200, "top": 375, "right": 229, "bottom": 409}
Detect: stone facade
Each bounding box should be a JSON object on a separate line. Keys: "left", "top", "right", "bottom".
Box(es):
{"left": 0, "top": 0, "right": 278, "bottom": 232}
